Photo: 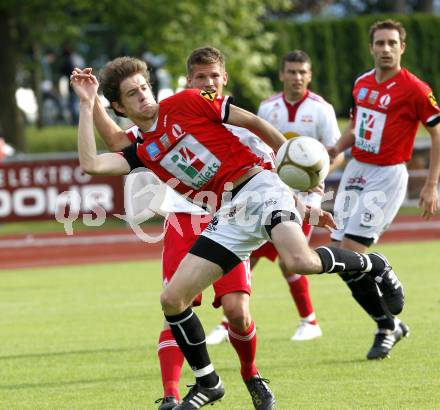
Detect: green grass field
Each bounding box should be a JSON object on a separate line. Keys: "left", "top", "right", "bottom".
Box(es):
{"left": 2, "top": 241, "right": 440, "bottom": 409}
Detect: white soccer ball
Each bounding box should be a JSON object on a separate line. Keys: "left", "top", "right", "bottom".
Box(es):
{"left": 275, "top": 136, "right": 330, "bottom": 191}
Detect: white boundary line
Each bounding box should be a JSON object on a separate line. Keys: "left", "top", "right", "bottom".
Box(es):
{"left": 0, "top": 220, "right": 439, "bottom": 249}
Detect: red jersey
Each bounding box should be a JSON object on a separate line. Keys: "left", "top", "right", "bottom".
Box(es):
{"left": 122, "top": 89, "right": 261, "bottom": 208}
{"left": 351, "top": 68, "right": 440, "bottom": 165}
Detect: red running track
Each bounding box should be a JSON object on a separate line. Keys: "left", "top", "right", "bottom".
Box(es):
{"left": 0, "top": 216, "right": 439, "bottom": 270}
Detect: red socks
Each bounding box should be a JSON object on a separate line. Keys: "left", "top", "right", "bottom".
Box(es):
{"left": 228, "top": 321, "right": 258, "bottom": 381}
{"left": 157, "top": 329, "right": 185, "bottom": 399}
{"left": 287, "top": 274, "right": 317, "bottom": 324}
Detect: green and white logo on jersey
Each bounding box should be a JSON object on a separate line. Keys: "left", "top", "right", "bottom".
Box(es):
{"left": 160, "top": 135, "right": 221, "bottom": 188}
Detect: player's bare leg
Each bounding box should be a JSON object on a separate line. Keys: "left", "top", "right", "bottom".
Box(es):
{"left": 161, "top": 254, "right": 225, "bottom": 408}
{"left": 220, "top": 292, "right": 275, "bottom": 409}
{"left": 206, "top": 255, "right": 261, "bottom": 345}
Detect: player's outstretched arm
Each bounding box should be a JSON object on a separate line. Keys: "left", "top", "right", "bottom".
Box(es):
{"left": 72, "top": 72, "right": 131, "bottom": 176}
{"left": 419, "top": 124, "right": 440, "bottom": 219}
{"left": 72, "top": 68, "right": 130, "bottom": 152}
{"left": 227, "top": 104, "right": 286, "bottom": 151}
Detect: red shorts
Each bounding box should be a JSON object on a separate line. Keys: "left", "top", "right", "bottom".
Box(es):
{"left": 162, "top": 213, "right": 252, "bottom": 308}
{"left": 250, "top": 223, "right": 314, "bottom": 262}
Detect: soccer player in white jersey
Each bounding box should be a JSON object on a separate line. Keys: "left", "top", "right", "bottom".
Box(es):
{"left": 252, "top": 50, "right": 343, "bottom": 341}
{"left": 72, "top": 54, "right": 406, "bottom": 409}
{"left": 328, "top": 19, "right": 440, "bottom": 360}
{"left": 86, "top": 47, "right": 276, "bottom": 410}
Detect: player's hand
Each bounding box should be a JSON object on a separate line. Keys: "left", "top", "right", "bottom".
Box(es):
{"left": 309, "top": 182, "right": 324, "bottom": 196}
{"left": 418, "top": 183, "right": 439, "bottom": 219}
{"left": 326, "top": 145, "right": 339, "bottom": 162}
{"left": 303, "top": 207, "right": 337, "bottom": 231}
{"left": 70, "top": 67, "right": 98, "bottom": 103}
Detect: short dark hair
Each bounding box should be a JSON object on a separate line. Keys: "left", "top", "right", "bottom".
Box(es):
{"left": 99, "top": 57, "right": 150, "bottom": 117}
{"left": 369, "top": 19, "right": 406, "bottom": 44}
{"left": 280, "top": 50, "right": 312, "bottom": 71}
{"left": 186, "top": 47, "right": 225, "bottom": 76}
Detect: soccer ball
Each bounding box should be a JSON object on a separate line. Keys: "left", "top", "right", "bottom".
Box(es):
{"left": 275, "top": 136, "right": 330, "bottom": 191}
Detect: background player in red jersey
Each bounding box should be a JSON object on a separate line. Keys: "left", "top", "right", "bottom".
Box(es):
{"left": 328, "top": 19, "right": 440, "bottom": 360}
{"left": 81, "top": 48, "right": 276, "bottom": 410}
{"left": 71, "top": 56, "right": 404, "bottom": 409}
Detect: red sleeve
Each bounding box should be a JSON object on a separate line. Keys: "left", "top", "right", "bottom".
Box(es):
{"left": 413, "top": 78, "right": 440, "bottom": 127}
{"left": 125, "top": 125, "right": 138, "bottom": 143}
{"left": 174, "top": 89, "right": 232, "bottom": 123}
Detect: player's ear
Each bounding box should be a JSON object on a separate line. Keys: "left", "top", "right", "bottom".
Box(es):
{"left": 111, "top": 101, "right": 125, "bottom": 115}
{"left": 400, "top": 41, "right": 406, "bottom": 55}
{"left": 279, "top": 70, "right": 284, "bottom": 82}
{"left": 223, "top": 71, "right": 228, "bottom": 86}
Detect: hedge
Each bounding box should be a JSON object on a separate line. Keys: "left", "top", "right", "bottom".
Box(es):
{"left": 265, "top": 13, "right": 440, "bottom": 116}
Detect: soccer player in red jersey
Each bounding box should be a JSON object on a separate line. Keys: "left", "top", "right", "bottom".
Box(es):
{"left": 71, "top": 56, "right": 405, "bottom": 409}
{"left": 328, "top": 19, "right": 440, "bottom": 360}
{"left": 87, "top": 47, "right": 276, "bottom": 410}
{"left": 207, "top": 50, "right": 346, "bottom": 343}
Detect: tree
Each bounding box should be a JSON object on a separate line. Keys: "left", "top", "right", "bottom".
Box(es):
{"left": 0, "top": 0, "right": 292, "bottom": 151}
{"left": 98, "top": 0, "right": 292, "bottom": 110}
{"left": 0, "top": 11, "right": 25, "bottom": 151}
{"left": 0, "top": 0, "right": 95, "bottom": 151}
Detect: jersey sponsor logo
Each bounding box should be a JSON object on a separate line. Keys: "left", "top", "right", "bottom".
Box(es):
{"left": 160, "top": 135, "right": 221, "bottom": 188}
{"left": 346, "top": 175, "right": 366, "bottom": 191}
{"left": 269, "top": 110, "right": 280, "bottom": 127}
{"left": 378, "top": 94, "right": 391, "bottom": 109}
{"left": 368, "top": 90, "right": 379, "bottom": 105}
{"left": 159, "top": 133, "right": 171, "bottom": 149}
{"left": 386, "top": 81, "right": 396, "bottom": 90}
{"left": 300, "top": 115, "right": 313, "bottom": 123}
{"left": 354, "top": 107, "right": 386, "bottom": 154}
{"left": 428, "top": 92, "right": 438, "bottom": 108}
{"left": 347, "top": 176, "right": 366, "bottom": 185}
{"left": 200, "top": 90, "right": 216, "bottom": 102}
{"left": 358, "top": 87, "right": 369, "bottom": 100}
{"left": 205, "top": 215, "right": 219, "bottom": 232}
{"left": 172, "top": 123, "right": 185, "bottom": 139}
{"left": 146, "top": 142, "right": 161, "bottom": 160}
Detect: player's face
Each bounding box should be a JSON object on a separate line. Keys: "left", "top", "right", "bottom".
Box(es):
{"left": 370, "top": 29, "right": 405, "bottom": 70}
{"left": 113, "top": 73, "right": 158, "bottom": 122}
{"left": 279, "top": 61, "right": 312, "bottom": 100}
{"left": 187, "top": 63, "right": 228, "bottom": 96}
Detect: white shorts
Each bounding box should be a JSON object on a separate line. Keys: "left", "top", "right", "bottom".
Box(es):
{"left": 201, "top": 170, "right": 301, "bottom": 260}
{"left": 331, "top": 159, "right": 408, "bottom": 244}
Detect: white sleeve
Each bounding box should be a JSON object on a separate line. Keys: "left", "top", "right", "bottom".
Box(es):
{"left": 257, "top": 103, "right": 268, "bottom": 121}
{"left": 318, "top": 104, "right": 341, "bottom": 146}
{"left": 124, "top": 170, "right": 207, "bottom": 221}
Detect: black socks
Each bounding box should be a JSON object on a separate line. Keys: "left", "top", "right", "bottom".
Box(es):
{"left": 316, "top": 246, "right": 371, "bottom": 273}
{"left": 165, "top": 308, "right": 219, "bottom": 387}
{"left": 341, "top": 271, "right": 395, "bottom": 330}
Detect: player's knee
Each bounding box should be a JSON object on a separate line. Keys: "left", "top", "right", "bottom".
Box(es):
{"left": 160, "top": 288, "right": 185, "bottom": 315}
{"left": 223, "top": 300, "right": 251, "bottom": 331}
{"left": 282, "top": 251, "right": 321, "bottom": 275}
{"left": 278, "top": 259, "right": 292, "bottom": 277}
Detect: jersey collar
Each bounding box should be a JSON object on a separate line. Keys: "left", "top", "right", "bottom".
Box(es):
{"left": 282, "top": 90, "right": 309, "bottom": 122}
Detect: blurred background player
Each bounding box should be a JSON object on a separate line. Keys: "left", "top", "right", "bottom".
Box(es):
{"left": 328, "top": 19, "right": 440, "bottom": 360}
{"left": 206, "top": 50, "right": 344, "bottom": 343}
{"left": 85, "top": 47, "right": 276, "bottom": 409}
